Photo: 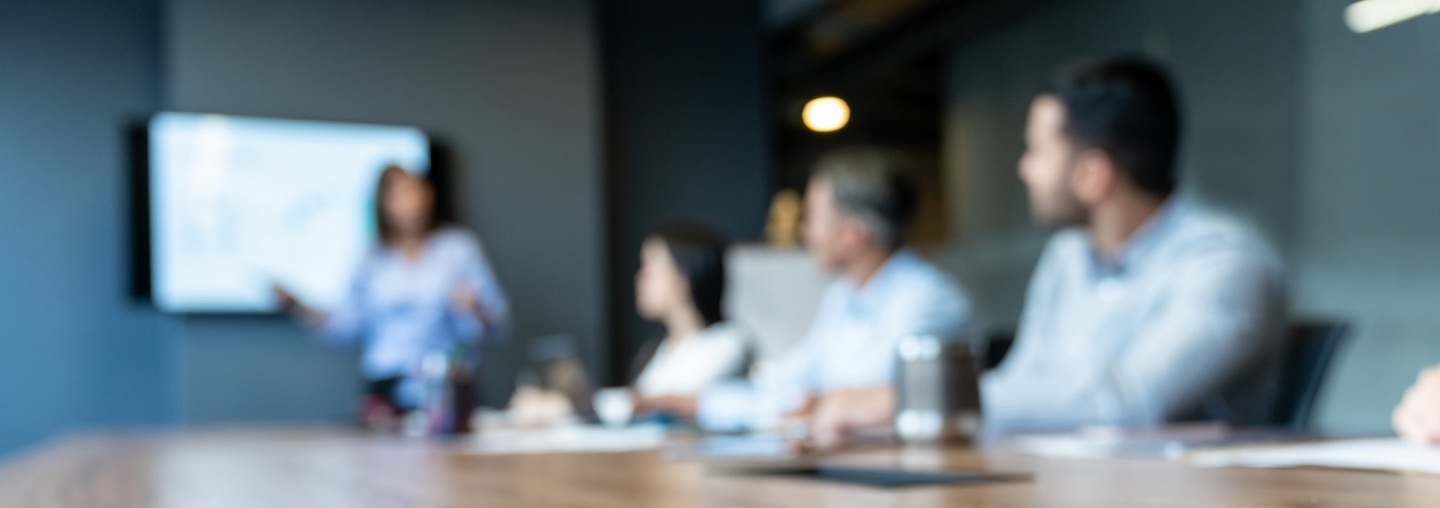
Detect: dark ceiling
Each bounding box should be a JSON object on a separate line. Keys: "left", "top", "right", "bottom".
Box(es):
{"left": 770, "top": 0, "right": 1070, "bottom": 90}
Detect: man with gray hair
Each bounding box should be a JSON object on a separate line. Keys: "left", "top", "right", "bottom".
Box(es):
{"left": 659, "top": 146, "right": 972, "bottom": 435}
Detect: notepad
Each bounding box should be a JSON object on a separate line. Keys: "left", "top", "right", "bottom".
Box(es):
{"left": 1186, "top": 438, "right": 1440, "bottom": 475}
{"left": 726, "top": 465, "right": 1030, "bottom": 489}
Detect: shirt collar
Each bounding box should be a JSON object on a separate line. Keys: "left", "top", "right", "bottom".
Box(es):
{"left": 1087, "top": 196, "right": 1186, "bottom": 278}
{"left": 840, "top": 248, "right": 918, "bottom": 315}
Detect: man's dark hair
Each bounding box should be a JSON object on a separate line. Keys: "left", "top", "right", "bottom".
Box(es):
{"left": 650, "top": 223, "right": 729, "bottom": 327}
{"left": 1044, "top": 57, "right": 1182, "bottom": 196}
{"left": 812, "top": 146, "right": 921, "bottom": 251}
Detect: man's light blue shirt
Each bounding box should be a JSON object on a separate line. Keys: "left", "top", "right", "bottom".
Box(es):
{"left": 317, "top": 227, "right": 510, "bottom": 406}
{"left": 699, "top": 249, "right": 972, "bottom": 431}
{"left": 982, "top": 198, "right": 1286, "bottom": 432}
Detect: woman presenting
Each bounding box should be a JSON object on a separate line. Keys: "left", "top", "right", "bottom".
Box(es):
{"left": 278, "top": 164, "right": 509, "bottom": 425}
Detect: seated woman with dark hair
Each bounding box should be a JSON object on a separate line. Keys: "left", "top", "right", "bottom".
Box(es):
{"left": 509, "top": 223, "right": 750, "bottom": 425}
{"left": 629, "top": 224, "right": 749, "bottom": 402}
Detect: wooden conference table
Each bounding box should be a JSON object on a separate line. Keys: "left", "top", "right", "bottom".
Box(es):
{"left": 1, "top": 426, "right": 1436, "bottom": 507}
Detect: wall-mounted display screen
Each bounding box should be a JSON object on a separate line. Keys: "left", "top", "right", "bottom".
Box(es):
{"left": 145, "top": 112, "right": 429, "bottom": 313}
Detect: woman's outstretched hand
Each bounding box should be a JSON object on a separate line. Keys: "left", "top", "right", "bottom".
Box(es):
{"left": 451, "top": 284, "right": 497, "bottom": 326}
{"left": 273, "top": 285, "right": 323, "bottom": 326}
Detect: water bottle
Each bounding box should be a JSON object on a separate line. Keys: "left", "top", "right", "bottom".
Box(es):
{"left": 421, "top": 351, "right": 453, "bottom": 435}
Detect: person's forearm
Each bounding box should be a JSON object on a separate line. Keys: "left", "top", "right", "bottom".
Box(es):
{"left": 696, "top": 381, "right": 763, "bottom": 432}
{"left": 981, "top": 368, "right": 1130, "bottom": 432}
{"left": 808, "top": 386, "right": 895, "bottom": 450}
{"left": 1394, "top": 366, "right": 1440, "bottom": 446}
{"left": 635, "top": 395, "right": 698, "bottom": 418}
{"left": 464, "top": 298, "right": 492, "bottom": 327}
{"left": 282, "top": 299, "right": 327, "bottom": 330}
{"left": 300, "top": 307, "right": 327, "bottom": 329}
{"left": 455, "top": 289, "right": 509, "bottom": 338}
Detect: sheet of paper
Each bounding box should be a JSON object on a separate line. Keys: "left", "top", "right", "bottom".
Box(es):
{"left": 1009, "top": 424, "right": 1234, "bottom": 459}
{"left": 1010, "top": 434, "right": 1149, "bottom": 460}
{"left": 463, "top": 424, "right": 667, "bottom": 455}
{"left": 661, "top": 435, "right": 795, "bottom": 461}
{"left": 1186, "top": 438, "right": 1440, "bottom": 474}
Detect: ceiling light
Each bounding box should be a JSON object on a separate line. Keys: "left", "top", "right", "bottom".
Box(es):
{"left": 802, "top": 96, "right": 850, "bottom": 133}
{"left": 1346, "top": 0, "right": 1440, "bottom": 33}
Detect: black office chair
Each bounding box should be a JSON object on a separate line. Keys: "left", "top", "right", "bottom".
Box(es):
{"left": 981, "top": 329, "right": 1016, "bottom": 371}
{"left": 1267, "top": 321, "right": 1350, "bottom": 429}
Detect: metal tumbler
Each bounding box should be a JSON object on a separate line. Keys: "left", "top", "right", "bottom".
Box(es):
{"left": 893, "top": 335, "right": 983, "bottom": 445}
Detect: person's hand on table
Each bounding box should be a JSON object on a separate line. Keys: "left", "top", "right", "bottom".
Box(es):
{"left": 1394, "top": 365, "right": 1440, "bottom": 446}
{"left": 634, "top": 394, "right": 698, "bottom": 418}
{"left": 785, "top": 386, "right": 896, "bottom": 452}
{"left": 508, "top": 386, "right": 575, "bottom": 429}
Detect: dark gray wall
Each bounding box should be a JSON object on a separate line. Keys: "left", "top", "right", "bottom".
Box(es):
{"left": 165, "top": 0, "right": 604, "bottom": 419}
{"left": 602, "top": 0, "right": 770, "bottom": 380}
{"left": 936, "top": 0, "right": 1303, "bottom": 330}
{"left": 0, "top": 0, "right": 173, "bottom": 455}
{"left": 1297, "top": 0, "right": 1440, "bottom": 432}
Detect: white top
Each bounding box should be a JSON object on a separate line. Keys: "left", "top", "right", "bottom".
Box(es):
{"left": 697, "top": 249, "right": 973, "bottom": 431}
{"left": 982, "top": 197, "right": 1286, "bottom": 432}
{"left": 634, "top": 323, "right": 749, "bottom": 397}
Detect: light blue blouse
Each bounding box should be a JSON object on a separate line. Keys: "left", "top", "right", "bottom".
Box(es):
{"left": 316, "top": 227, "right": 510, "bottom": 406}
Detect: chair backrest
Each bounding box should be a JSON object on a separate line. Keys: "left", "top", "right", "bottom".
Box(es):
{"left": 725, "top": 246, "right": 833, "bottom": 364}
{"left": 982, "top": 330, "right": 1016, "bottom": 371}
{"left": 1270, "top": 321, "right": 1350, "bottom": 429}
{"left": 983, "top": 322, "right": 1349, "bottom": 429}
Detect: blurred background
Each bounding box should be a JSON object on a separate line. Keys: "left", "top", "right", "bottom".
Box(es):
{"left": 1, "top": 0, "right": 1437, "bottom": 456}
